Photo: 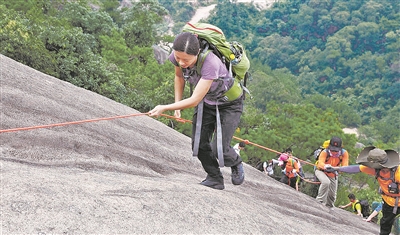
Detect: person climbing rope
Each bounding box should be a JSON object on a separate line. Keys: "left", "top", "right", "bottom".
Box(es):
{"left": 339, "top": 193, "right": 363, "bottom": 217}
{"left": 314, "top": 137, "right": 349, "bottom": 208}
{"left": 278, "top": 149, "right": 300, "bottom": 190}
{"left": 149, "top": 32, "right": 245, "bottom": 190}
{"left": 330, "top": 147, "right": 400, "bottom": 235}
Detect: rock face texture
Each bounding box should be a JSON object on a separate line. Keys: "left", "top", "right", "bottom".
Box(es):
{"left": 1, "top": 54, "right": 379, "bottom": 234}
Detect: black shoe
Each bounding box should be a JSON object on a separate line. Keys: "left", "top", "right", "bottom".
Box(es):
{"left": 200, "top": 175, "right": 224, "bottom": 190}
{"left": 231, "top": 162, "right": 244, "bottom": 185}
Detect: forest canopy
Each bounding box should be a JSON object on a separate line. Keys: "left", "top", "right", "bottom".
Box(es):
{"left": 0, "top": 0, "right": 399, "bottom": 205}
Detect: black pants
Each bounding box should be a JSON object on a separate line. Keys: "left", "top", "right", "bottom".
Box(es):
{"left": 192, "top": 97, "right": 243, "bottom": 178}
{"left": 380, "top": 200, "right": 400, "bottom": 235}
{"left": 280, "top": 175, "right": 297, "bottom": 189}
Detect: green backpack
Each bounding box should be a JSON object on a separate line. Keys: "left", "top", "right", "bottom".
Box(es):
{"left": 182, "top": 22, "right": 251, "bottom": 101}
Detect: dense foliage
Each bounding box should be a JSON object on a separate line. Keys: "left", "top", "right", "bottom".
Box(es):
{"left": 0, "top": 0, "right": 398, "bottom": 205}
{"left": 207, "top": 0, "right": 399, "bottom": 145}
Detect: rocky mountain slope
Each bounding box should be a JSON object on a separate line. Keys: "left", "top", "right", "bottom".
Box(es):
{"left": 0, "top": 54, "right": 379, "bottom": 234}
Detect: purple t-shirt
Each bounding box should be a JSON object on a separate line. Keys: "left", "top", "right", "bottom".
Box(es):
{"left": 169, "top": 51, "right": 232, "bottom": 105}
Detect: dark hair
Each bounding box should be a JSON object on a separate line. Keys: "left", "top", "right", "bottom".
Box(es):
{"left": 239, "top": 141, "right": 246, "bottom": 148}
{"left": 348, "top": 193, "right": 355, "bottom": 200}
{"left": 172, "top": 32, "right": 200, "bottom": 56}
{"left": 285, "top": 148, "right": 292, "bottom": 153}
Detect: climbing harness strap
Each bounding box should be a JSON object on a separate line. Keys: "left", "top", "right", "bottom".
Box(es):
{"left": 215, "top": 104, "right": 224, "bottom": 167}
{"left": 192, "top": 100, "right": 225, "bottom": 167}
{"left": 192, "top": 100, "right": 204, "bottom": 158}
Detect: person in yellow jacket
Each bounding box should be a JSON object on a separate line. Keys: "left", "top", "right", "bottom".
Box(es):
{"left": 315, "top": 137, "right": 349, "bottom": 208}
{"left": 279, "top": 150, "right": 300, "bottom": 189}
{"left": 339, "top": 193, "right": 363, "bottom": 217}
{"left": 331, "top": 146, "right": 400, "bottom": 235}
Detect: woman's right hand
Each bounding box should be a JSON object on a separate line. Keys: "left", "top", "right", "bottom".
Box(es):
{"left": 148, "top": 105, "right": 166, "bottom": 117}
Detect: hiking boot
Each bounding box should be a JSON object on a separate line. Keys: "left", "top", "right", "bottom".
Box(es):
{"left": 200, "top": 175, "right": 224, "bottom": 190}
{"left": 231, "top": 162, "right": 244, "bottom": 185}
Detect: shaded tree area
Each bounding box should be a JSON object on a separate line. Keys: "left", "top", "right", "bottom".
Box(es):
{"left": 0, "top": 0, "right": 174, "bottom": 112}
{"left": 207, "top": 0, "right": 399, "bottom": 148}
{"left": 203, "top": 0, "right": 399, "bottom": 206}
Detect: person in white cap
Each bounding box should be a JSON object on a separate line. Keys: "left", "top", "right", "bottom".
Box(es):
{"left": 330, "top": 146, "right": 400, "bottom": 235}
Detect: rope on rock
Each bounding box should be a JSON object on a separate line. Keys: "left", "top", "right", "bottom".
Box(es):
{"left": 0, "top": 111, "right": 322, "bottom": 184}
{"left": 0, "top": 113, "right": 149, "bottom": 133}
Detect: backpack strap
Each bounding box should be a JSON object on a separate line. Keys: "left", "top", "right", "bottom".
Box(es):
{"left": 180, "top": 50, "right": 210, "bottom": 96}
{"left": 324, "top": 149, "right": 330, "bottom": 162}
{"left": 354, "top": 201, "right": 358, "bottom": 212}
{"left": 354, "top": 201, "right": 360, "bottom": 213}
{"left": 195, "top": 50, "right": 211, "bottom": 77}
{"left": 375, "top": 166, "right": 398, "bottom": 181}
{"left": 391, "top": 167, "right": 397, "bottom": 181}
{"left": 376, "top": 166, "right": 399, "bottom": 213}
{"left": 391, "top": 167, "right": 399, "bottom": 213}
{"left": 325, "top": 149, "right": 344, "bottom": 166}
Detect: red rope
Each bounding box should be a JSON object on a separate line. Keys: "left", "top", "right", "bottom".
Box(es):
{"left": 160, "top": 114, "right": 318, "bottom": 168}
{"left": 1, "top": 111, "right": 321, "bottom": 184}
{"left": 0, "top": 113, "right": 149, "bottom": 133}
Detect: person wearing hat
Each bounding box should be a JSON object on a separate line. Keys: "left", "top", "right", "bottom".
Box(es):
{"left": 330, "top": 146, "right": 400, "bottom": 235}
{"left": 278, "top": 150, "right": 300, "bottom": 190}
{"left": 315, "top": 137, "right": 349, "bottom": 208}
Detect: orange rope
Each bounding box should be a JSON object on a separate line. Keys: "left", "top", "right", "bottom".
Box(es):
{"left": 151, "top": 115, "right": 321, "bottom": 184}
{"left": 232, "top": 136, "right": 319, "bottom": 168}
{"left": 160, "top": 114, "right": 318, "bottom": 168}
{"left": 160, "top": 114, "right": 192, "bottom": 123}
{"left": 0, "top": 113, "right": 148, "bottom": 133}
{"left": 298, "top": 175, "right": 321, "bottom": 184}
{"left": 1, "top": 111, "right": 321, "bottom": 184}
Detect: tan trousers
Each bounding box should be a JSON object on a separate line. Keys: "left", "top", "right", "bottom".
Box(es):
{"left": 315, "top": 169, "right": 338, "bottom": 208}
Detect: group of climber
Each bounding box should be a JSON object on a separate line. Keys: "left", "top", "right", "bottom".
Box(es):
{"left": 329, "top": 145, "right": 400, "bottom": 235}
{"left": 148, "top": 30, "right": 400, "bottom": 235}
{"left": 258, "top": 147, "right": 305, "bottom": 191}
{"left": 338, "top": 193, "right": 381, "bottom": 223}
{"left": 255, "top": 136, "right": 400, "bottom": 235}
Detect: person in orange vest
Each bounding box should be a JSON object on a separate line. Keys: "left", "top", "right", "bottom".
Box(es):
{"left": 315, "top": 137, "right": 349, "bottom": 208}
{"left": 331, "top": 147, "right": 400, "bottom": 235}
{"left": 278, "top": 149, "right": 300, "bottom": 189}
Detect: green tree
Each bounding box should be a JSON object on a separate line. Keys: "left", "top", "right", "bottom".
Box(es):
{"left": 0, "top": 5, "right": 57, "bottom": 75}
{"left": 241, "top": 100, "right": 357, "bottom": 168}
{"left": 59, "top": 2, "right": 116, "bottom": 38}
{"left": 121, "top": 0, "right": 167, "bottom": 48}
{"left": 248, "top": 65, "right": 302, "bottom": 112}
{"left": 99, "top": 0, "right": 123, "bottom": 26}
